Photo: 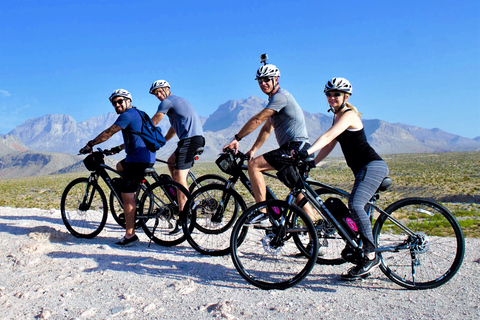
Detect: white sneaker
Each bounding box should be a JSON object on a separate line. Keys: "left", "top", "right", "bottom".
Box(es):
{"left": 245, "top": 213, "right": 270, "bottom": 227}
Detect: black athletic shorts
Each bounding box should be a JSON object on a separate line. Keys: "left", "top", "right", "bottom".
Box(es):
{"left": 175, "top": 135, "right": 206, "bottom": 170}
{"left": 263, "top": 140, "right": 313, "bottom": 171}
{"left": 118, "top": 159, "right": 154, "bottom": 193}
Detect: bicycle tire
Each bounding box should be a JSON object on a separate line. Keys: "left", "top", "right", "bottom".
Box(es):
{"left": 373, "top": 197, "right": 465, "bottom": 290}
{"left": 138, "top": 179, "right": 192, "bottom": 246}
{"left": 109, "top": 180, "right": 150, "bottom": 229}
{"left": 184, "top": 183, "right": 247, "bottom": 256}
{"left": 188, "top": 174, "right": 227, "bottom": 193}
{"left": 230, "top": 200, "right": 318, "bottom": 290}
{"left": 295, "top": 188, "right": 347, "bottom": 265}
{"left": 60, "top": 177, "right": 108, "bottom": 238}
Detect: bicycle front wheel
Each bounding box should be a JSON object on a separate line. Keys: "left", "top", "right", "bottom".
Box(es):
{"left": 184, "top": 184, "right": 246, "bottom": 256}
{"left": 138, "top": 179, "right": 192, "bottom": 246}
{"left": 60, "top": 177, "right": 108, "bottom": 238}
{"left": 373, "top": 198, "right": 465, "bottom": 290}
{"left": 230, "top": 200, "right": 318, "bottom": 290}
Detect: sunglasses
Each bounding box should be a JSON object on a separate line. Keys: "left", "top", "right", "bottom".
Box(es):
{"left": 257, "top": 77, "right": 272, "bottom": 84}
{"left": 112, "top": 98, "right": 125, "bottom": 106}
{"left": 325, "top": 92, "right": 343, "bottom": 97}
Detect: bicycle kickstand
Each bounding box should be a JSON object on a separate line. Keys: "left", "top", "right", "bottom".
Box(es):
{"left": 148, "top": 219, "right": 160, "bottom": 248}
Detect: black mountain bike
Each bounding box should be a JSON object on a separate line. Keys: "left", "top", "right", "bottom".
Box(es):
{"left": 183, "top": 148, "right": 322, "bottom": 256}
{"left": 109, "top": 147, "right": 226, "bottom": 229}
{"left": 230, "top": 156, "right": 465, "bottom": 290}
{"left": 60, "top": 149, "right": 192, "bottom": 247}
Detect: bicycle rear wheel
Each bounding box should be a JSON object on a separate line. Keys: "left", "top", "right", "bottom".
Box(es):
{"left": 138, "top": 179, "right": 192, "bottom": 246}
{"left": 188, "top": 174, "right": 227, "bottom": 193}
{"left": 184, "top": 184, "right": 246, "bottom": 256}
{"left": 296, "top": 188, "right": 347, "bottom": 265}
{"left": 230, "top": 200, "right": 318, "bottom": 290}
{"left": 60, "top": 177, "right": 108, "bottom": 238}
{"left": 373, "top": 198, "right": 465, "bottom": 290}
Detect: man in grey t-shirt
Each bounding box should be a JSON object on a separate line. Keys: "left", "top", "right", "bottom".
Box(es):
{"left": 150, "top": 80, "right": 205, "bottom": 216}
{"left": 224, "top": 61, "right": 312, "bottom": 206}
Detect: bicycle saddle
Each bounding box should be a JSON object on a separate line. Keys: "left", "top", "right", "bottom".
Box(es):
{"left": 378, "top": 177, "right": 392, "bottom": 192}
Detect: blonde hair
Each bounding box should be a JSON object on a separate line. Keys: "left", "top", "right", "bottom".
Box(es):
{"left": 345, "top": 102, "right": 362, "bottom": 118}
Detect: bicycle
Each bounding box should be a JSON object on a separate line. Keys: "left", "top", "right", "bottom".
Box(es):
{"left": 108, "top": 147, "right": 226, "bottom": 228}
{"left": 60, "top": 149, "right": 192, "bottom": 248}
{"left": 138, "top": 147, "right": 227, "bottom": 246}
{"left": 230, "top": 155, "right": 465, "bottom": 290}
{"left": 154, "top": 155, "right": 227, "bottom": 194}
{"left": 183, "top": 148, "right": 314, "bottom": 256}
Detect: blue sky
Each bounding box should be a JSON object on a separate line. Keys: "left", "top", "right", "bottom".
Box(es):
{"left": 1, "top": 0, "right": 479, "bottom": 138}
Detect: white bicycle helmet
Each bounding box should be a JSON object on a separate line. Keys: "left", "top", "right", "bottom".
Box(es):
{"left": 149, "top": 80, "right": 170, "bottom": 94}
{"left": 324, "top": 78, "right": 353, "bottom": 95}
{"left": 109, "top": 89, "right": 132, "bottom": 102}
{"left": 255, "top": 64, "right": 281, "bottom": 80}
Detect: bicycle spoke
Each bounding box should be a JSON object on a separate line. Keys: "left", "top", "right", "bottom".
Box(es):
{"left": 374, "top": 198, "right": 465, "bottom": 289}
{"left": 231, "top": 200, "right": 318, "bottom": 290}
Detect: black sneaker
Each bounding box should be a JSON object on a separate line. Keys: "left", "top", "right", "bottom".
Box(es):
{"left": 115, "top": 235, "right": 139, "bottom": 247}
{"left": 295, "top": 243, "right": 314, "bottom": 257}
{"left": 341, "top": 255, "right": 380, "bottom": 280}
{"left": 168, "top": 223, "right": 183, "bottom": 235}
{"left": 341, "top": 272, "right": 372, "bottom": 281}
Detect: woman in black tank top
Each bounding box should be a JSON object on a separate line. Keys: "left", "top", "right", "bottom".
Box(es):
{"left": 298, "top": 78, "right": 389, "bottom": 281}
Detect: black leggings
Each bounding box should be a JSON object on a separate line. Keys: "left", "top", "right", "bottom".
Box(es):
{"left": 348, "top": 160, "right": 389, "bottom": 254}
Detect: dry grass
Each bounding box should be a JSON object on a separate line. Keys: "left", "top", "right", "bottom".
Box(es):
{"left": 1, "top": 151, "right": 478, "bottom": 237}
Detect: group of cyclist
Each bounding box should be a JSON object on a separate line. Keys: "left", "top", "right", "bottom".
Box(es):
{"left": 80, "top": 57, "right": 389, "bottom": 281}
{"left": 79, "top": 81, "right": 205, "bottom": 247}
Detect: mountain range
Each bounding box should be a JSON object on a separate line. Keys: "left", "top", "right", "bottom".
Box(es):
{"left": 1, "top": 95, "right": 479, "bottom": 178}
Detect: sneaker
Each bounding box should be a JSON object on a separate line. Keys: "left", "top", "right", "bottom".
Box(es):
{"left": 341, "top": 272, "right": 372, "bottom": 281}
{"left": 115, "top": 235, "right": 139, "bottom": 247}
{"left": 341, "top": 255, "right": 380, "bottom": 279}
{"left": 245, "top": 213, "right": 270, "bottom": 227}
{"left": 168, "top": 223, "right": 183, "bottom": 235}
{"left": 295, "top": 243, "right": 326, "bottom": 258}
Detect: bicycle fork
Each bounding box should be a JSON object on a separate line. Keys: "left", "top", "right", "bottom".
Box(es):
{"left": 79, "top": 176, "right": 97, "bottom": 211}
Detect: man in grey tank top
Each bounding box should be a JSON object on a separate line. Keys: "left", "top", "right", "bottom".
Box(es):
{"left": 224, "top": 57, "right": 312, "bottom": 207}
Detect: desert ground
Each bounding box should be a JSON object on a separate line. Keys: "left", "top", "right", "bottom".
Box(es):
{"left": 1, "top": 206, "right": 479, "bottom": 319}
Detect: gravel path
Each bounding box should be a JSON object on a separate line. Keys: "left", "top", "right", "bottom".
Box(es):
{"left": 1, "top": 207, "right": 478, "bottom": 319}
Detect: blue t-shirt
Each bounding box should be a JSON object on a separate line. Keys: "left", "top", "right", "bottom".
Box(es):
{"left": 156, "top": 94, "right": 204, "bottom": 140}
{"left": 265, "top": 88, "right": 309, "bottom": 146}
{"left": 113, "top": 108, "right": 155, "bottom": 163}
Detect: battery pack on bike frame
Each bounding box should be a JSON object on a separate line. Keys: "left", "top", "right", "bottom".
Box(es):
{"left": 324, "top": 197, "right": 359, "bottom": 238}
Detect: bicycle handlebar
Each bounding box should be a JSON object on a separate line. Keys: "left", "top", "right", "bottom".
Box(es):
{"left": 222, "top": 147, "right": 249, "bottom": 161}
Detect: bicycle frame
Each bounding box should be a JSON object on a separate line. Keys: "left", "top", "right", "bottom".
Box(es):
{"left": 155, "top": 158, "right": 199, "bottom": 186}
{"left": 289, "top": 176, "right": 421, "bottom": 253}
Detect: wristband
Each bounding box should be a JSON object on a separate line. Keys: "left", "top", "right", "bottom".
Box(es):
{"left": 87, "top": 140, "right": 95, "bottom": 147}
{"left": 234, "top": 134, "right": 242, "bottom": 142}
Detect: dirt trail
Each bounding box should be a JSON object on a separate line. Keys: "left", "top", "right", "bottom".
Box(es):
{"left": 0, "top": 207, "right": 479, "bottom": 319}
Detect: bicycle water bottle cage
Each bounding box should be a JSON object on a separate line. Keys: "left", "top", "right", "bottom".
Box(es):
{"left": 83, "top": 152, "right": 105, "bottom": 171}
